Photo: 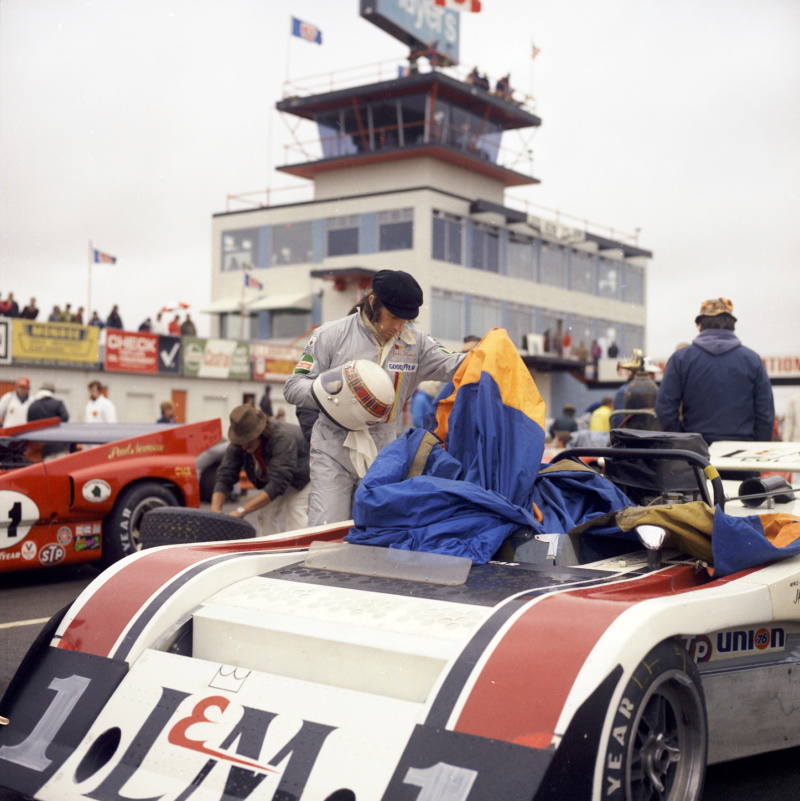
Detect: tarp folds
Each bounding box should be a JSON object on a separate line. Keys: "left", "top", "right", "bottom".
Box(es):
{"left": 347, "top": 329, "right": 632, "bottom": 562}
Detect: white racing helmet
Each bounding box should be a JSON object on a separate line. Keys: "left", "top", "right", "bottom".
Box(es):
{"left": 311, "top": 359, "right": 395, "bottom": 431}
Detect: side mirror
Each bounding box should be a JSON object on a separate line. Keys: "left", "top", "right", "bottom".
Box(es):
{"left": 637, "top": 524, "right": 667, "bottom": 571}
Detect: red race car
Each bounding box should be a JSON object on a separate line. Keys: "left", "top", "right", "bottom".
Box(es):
{"left": 0, "top": 417, "right": 221, "bottom": 573}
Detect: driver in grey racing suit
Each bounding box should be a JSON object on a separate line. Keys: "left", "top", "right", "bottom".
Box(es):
{"left": 283, "top": 270, "right": 466, "bottom": 526}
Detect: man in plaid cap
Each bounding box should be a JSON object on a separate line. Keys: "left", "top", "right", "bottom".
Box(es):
{"left": 656, "top": 298, "right": 774, "bottom": 444}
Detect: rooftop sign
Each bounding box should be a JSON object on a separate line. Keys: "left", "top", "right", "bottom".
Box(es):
{"left": 360, "top": 0, "right": 460, "bottom": 65}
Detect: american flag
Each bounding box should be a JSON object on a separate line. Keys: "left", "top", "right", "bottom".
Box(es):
{"left": 93, "top": 249, "right": 116, "bottom": 264}
{"left": 244, "top": 274, "right": 264, "bottom": 290}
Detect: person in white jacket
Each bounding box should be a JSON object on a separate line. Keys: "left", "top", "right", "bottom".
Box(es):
{"left": 284, "top": 270, "right": 465, "bottom": 526}
{"left": 0, "top": 376, "right": 31, "bottom": 427}
{"left": 85, "top": 380, "right": 117, "bottom": 423}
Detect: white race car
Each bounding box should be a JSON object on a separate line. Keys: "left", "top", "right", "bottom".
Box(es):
{"left": 1, "top": 445, "right": 799, "bottom": 801}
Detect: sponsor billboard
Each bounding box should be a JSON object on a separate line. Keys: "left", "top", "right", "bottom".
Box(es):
{"left": 182, "top": 338, "right": 251, "bottom": 380}
{"left": 360, "top": 0, "right": 460, "bottom": 65}
{"left": 251, "top": 342, "right": 304, "bottom": 382}
{"left": 10, "top": 319, "right": 101, "bottom": 368}
{"left": 0, "top": 319, "right": 10, "bottom": 364}
{"left": 104, "top": 330, "right": 160, "bottom": 373}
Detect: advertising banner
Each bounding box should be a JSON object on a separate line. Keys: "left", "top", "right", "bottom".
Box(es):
{"left": 156, "top": 335, "right": 183, "bottom": 375}
{"left": 11, "top": 320, "right": 101, "bottom": 368}
{"left": 251, "top": 342, "right": 304, "bottom": 382}
{"left": 104, "top": 330, "right": 159, "bottom": 373}
{"left": 182, "top": 338, "right": 251, "bottom": 380}
{"left": 0, "top": 319, "right": 10, "bottom": 364}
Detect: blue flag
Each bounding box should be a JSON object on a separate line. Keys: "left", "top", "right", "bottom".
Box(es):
{"left": 291, "top": 16, "right": 322, "bottom": 44}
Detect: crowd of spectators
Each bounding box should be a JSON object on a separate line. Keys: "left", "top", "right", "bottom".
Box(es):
{"left": 0, "top": 292, "right": 194, "bottom": 335}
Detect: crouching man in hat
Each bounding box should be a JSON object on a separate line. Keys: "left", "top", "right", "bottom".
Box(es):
{"left": 284, "top": 269, "right": 466, "bottom": 527}
{"left": 210, "top": 405, "right": 310, "bottom": 535}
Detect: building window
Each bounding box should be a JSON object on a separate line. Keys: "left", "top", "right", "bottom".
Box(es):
{"left": 624, "top": 324, "right": 645, "bottom": 354}
{"left": 430, "top": 288, "right": 465, "bottom": 341}
{"left": 539, "top": 243, "right": 566, "bottom": 288}
{"left": 570, "top": 315, "right": 596, "bottom": 358}
{"left": 271, "top": 221, "right": 313, "bottom": 265}
{"left": 570, "top": 250, "right": 596, "bottom": 294}
{"left": 507, "top": 233, "right": 535, "bottom": 280}
{"left": 622, "top": 264, "right": 645, "bottom": 305}
{"left": 598, "top": 257, "right": 621, "bottom": 299}
{"left": 271, "top": 310, "right": 311, "bottom": 339}
{"left": 470, "top": 222, "right": 500, "bottom": 272}
{"left": 327, "top": 215, "right": 359, "bottom": 257}
{"left": 378, "top": 208, "right": 413, "bottom": 251}
{"left": 222, "top": 228, "right": 259, "bottom": 272}
{"left": 505, "top": 302, "right": 537, "bottom": 346}
{"left": 469, "top": 295, "right": 502, "bottom": 333}
{"left": 432, "top": 211, "right": 463, "bottom": 264}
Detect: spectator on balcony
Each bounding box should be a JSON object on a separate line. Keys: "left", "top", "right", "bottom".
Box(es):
{"left": 20, "top": 297, "right": 39, "bottom": 319}
{"left": 106, "top": 305, "right": 123, "bottom": 330}
{"left": 180, "top": 314, "right": 197, "bottom": 337}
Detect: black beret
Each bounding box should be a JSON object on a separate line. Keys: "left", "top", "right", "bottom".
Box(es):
{"left": 371, "top": 270, "right": 423, "bottom": 319}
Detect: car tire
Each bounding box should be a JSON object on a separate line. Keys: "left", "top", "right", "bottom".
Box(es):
{"left": 600, "top": 640, "right": 707, "bottom": 801}
{"left": 139, "top": 506, "right": 256, "bottom": 549}
{"left": 101, "top": 482, "right": 179, "bottom": 567}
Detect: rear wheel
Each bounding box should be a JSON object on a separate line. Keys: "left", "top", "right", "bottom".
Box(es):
{"left": 601, "top": 640, "right": 707, "bottom": 801}
{"left": 101, "top": 482, "right": 178, "bottom": 567}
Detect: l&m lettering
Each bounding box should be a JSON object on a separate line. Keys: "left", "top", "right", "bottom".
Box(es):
{"left": 85, "top": 688, "right": 336, "bottom": 801}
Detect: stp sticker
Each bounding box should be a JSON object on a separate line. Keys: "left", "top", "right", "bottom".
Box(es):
{"left": 82, "top": 479, "right": 112, "bottom": 503}
{"left": 0, "top": 490, "right": 40, "bottom": 550}
{"left": 39, "top": 543, "right": 66, "bottom": 566}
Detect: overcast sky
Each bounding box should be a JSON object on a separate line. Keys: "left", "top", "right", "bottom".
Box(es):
{"left": 2, "top": 0, "right": 799, "bottom": 374}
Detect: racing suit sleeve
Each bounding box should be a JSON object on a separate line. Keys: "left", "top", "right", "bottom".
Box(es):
{"left": 284, "top": 328, "right": 335, "bottom": 410}
{"left": 416, "top": 333, "right": 466, "bottom": 382}
{"left": 753, "top": 364, "right": 776, "bottom": 442}
{"left": 262, "top": 425, "right": 298, "bottom": 501}
{"left": 655, "top": 356, "right": 684, "bottom": 432}
{"left": 212, "top": 443, "right": 246, "bottom": 496}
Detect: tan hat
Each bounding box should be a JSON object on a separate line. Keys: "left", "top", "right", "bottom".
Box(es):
{"left": 39, "top": 382, "right": 56, "bottom": 393}
{"left": 227, "top": 405, "right": 267, "bottom": 445}
{"left": 695, "top": 297, "right": 736, "bottom": 324}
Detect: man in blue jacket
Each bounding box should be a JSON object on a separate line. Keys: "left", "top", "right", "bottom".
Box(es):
{"left": 655, "top": 297, "right": 774, "bottom": 444}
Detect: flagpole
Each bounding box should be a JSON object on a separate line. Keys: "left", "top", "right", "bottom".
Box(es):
{"left": 241, "top": 270, "right": 247, "bottom": 340}
{"left": 88, "top": 240, "right": 93, "bottom": 318}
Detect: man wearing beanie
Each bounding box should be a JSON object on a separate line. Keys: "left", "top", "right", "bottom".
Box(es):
{"left": 656, "top": 297, "right": 774, "bottom": 444}
{"left": 284, "top": 269, "right": 464, "bottom": 526}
